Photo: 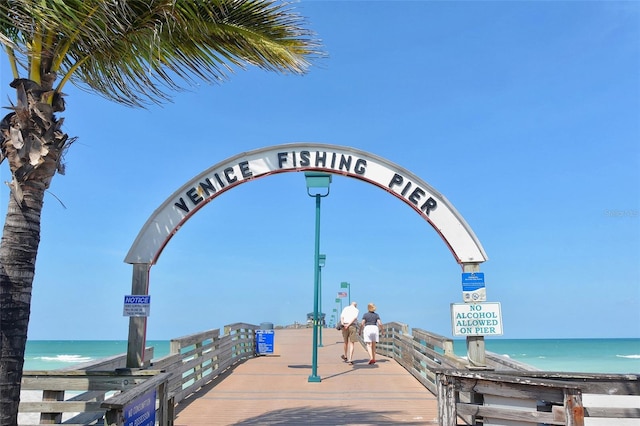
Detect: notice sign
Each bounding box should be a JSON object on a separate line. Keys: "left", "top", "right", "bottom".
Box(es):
{"left": 462, "top": 272, "right": 486, "bottom": 302}
{"left": 256, "top": 329, "right": 275, "bottom": 355}
{"left": 123, "top": 389, "right": 155, "bottom": 426}
{"left": 123, "top": 295, "right": 151, "bottom": 317}
{"left": 451, "top": 302, "right": 503, "bottom": 336}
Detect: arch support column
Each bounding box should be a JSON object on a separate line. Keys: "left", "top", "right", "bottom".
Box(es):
{"left": 126, "top": 263, "right": 150, "bottom": 368}
{"left": 462, "top": 262, "right": 486, "bottom": 368}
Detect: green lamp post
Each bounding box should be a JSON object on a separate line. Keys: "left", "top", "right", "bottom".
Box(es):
{"left": 304, "top": 172, "right": 331, "bottom": 383}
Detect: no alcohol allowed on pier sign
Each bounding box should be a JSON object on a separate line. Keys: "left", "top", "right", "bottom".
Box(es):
{"left": 451, "top": 302, "right": 503, "bottom": 336}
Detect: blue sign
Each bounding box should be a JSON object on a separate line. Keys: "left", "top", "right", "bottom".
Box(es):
{"left": 256, "top": 329, "right": 274, "bottom": 355}
{"left": 123, "top": 295, "right": 151, "bottom": 317}
{"left": 462, "top": 272, "right": 485, "bottom": 291}
{"left": 123, "top": 389, "right": 155, "bottom": 426}
{"left": 462, "top": 272, "right": 486, "bottom": 302}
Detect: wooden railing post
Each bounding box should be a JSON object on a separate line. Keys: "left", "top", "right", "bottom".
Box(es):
{"left": 564, "top": 388, "right": 585, "bottom": 426}
{"left": 127, "top": 263, "right": 151, "bottom": 368}
{"left": 194, "top": 341, "right": 203, "bottom": 381}
{"left": 437, "top": 372, "right": 457, "bottom": 426}
{"left": 104, "top": 408, "right": 124, "bottom": 426}
{"left": 157, "top": 379, "right": 170, "bottom": 426}
{"left": 442, "top": 339, "right": 454, "bottom": 357}
{"left": 462, "top": 262, "right": 486, "bottom": 368}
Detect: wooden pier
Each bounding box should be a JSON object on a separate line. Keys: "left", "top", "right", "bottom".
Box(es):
{"left": 173, "top": 327, "right": 439, "bottom": 425}
{"left": 19, "top": 322, "right": 640, "bottom": 425}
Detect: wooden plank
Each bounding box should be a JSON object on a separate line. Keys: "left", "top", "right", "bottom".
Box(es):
{"left": 456, "top": 403, "right": 562, "bottom": 425}
{"left": 171, "top": 329, "right": 220, "bottom": 350}
{"left": 19, "top": 401, "right": 104, "bottom": 412}
{"left": 21, "top": 372, "right": 159, "bottom": 392}
{"left": 62, "top": 411, "right": 105, "bottom": 425}
{"left": 454, "top": 377, "right": 565, "bottom": 403}
{"left": 584, "top": 407, "right": 640, "bottom": 418}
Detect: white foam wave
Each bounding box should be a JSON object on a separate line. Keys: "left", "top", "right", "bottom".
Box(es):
{"left": 616, "top": 354, "right": 640, "bottom": 359}
{"left": 37, "top": 355, "right": 93, "bottom": 363}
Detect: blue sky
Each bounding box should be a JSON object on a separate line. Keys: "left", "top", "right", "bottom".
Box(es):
{"left": 1, "top": 1, "right": 638, "bottom": 340}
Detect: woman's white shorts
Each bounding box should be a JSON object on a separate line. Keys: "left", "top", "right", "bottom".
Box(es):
{"left": 363, "top": 325, "right": 379, "bottom": 343}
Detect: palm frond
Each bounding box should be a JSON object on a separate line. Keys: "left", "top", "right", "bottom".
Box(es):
{"left": 0, "top": 0, "right": 324, "bottom": 107}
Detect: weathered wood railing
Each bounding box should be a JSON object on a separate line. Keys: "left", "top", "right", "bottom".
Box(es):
{"left": 150, "top": 322, "right": 257, "bottom": 412}
{"left": 20, "top": 369, "right": 170, "bottom": 426}
{"left": 19, "top": 322, "right": 257, "bottom": 425}
{"left": 19, "top": 347, "right": 155, "bottom": 425}
{"left": 376, "top": 321, "right": 533, "bottom": 395}
{"left": 375, "top": 321, "right": 639, "bottom": 426}
{"left": 436, "top": 370, "right": 640, "bottom": 425}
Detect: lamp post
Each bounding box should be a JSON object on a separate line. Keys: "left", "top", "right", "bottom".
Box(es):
{"left": 341, "top": 281, "right": 351, "bottom": 305}
{"left": 304, "top": 172, "right": 332, "bottom": 383}
{"left": 318, "top": 253, "right": 326, "bottom": 348}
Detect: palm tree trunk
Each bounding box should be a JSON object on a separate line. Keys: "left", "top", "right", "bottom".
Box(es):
{"left": 0, "top": 73, "right": 67, "bottom": 424}
{"left": 0, "top": 185, "right": 43, "bottom": 425}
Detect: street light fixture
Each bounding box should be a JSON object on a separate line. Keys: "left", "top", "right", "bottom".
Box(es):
{"left": 318, "top": 253, "right": 326, "bottom": 348}
{"left": 304, "top": 172, "right": 331, "bottom": 383}
{"left": 341, "top": 281, "right": 351, "bottom": 305}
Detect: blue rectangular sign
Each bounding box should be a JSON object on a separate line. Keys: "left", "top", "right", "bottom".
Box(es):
{"left": 462, "top": 272, "right": 485, "bottom": 291}
{"left": 256, "top": 330, "right": 274, "bottom": 355}
{"left": 124, "top": 389, "right": 155, "bottom": 426}
{"left": 123, "top": 295, "right": 151, "bottom": 317}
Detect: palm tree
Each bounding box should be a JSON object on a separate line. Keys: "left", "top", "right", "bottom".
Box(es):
{"left": 0, "top": 0, "right": 321, "bottom": 423}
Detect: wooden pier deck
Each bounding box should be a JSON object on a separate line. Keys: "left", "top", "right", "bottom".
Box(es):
{"left": 173, "top": 328, "right": 439, "bottom": 425}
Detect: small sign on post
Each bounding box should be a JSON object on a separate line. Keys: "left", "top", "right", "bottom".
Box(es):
{"left": 451, "top": 302, "right": 503, "bottom": 336}
{"left": 462, "top": 272, "right": 486, "bottom": 302}
{"left": 123, "top": 295, "right": 151, "bottom": 317}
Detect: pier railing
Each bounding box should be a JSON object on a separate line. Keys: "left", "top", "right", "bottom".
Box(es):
{"left": 19, "top": 323, "right": 257, "bottom": 425}
{"left": 376, "top": 321, "right": 533, "bottom": 395}
{"left": 376, "top": 322, "right": 639, "bottom": 425}
{"left": 436, "top": 369, "right": 640, "bottom": 426}
{"left": 150, "top": 322, "right": 257, "bottom": 411}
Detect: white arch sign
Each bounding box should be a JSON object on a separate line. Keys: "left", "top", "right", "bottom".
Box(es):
{"left": 125, "top": 143, "right": 487, "bottom": 266}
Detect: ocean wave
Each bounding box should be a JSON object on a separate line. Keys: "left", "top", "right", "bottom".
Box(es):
{"left": 37, "top": 355, "right": 93, "bottom": 363}
{"left": 616, "top": 354, "right": 640, "bottom": 359}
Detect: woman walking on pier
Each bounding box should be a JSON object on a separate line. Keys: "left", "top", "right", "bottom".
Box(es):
{"left": 360, "top": 303, "right": 383, "bottom": 364}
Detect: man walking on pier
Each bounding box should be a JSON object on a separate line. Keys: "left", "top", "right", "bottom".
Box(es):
{"left": 340, "top": 302, "right": 359, "bottom": 364}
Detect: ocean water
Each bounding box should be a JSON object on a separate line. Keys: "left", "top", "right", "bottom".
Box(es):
{"left": 22, "top": 337, "right": 639, "bottom": 373}
{"left": 453, "top": 338, "right": 640, "bottom": 374}
{"left": 24, "top": 340, "right": 171, "bottom": 371}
